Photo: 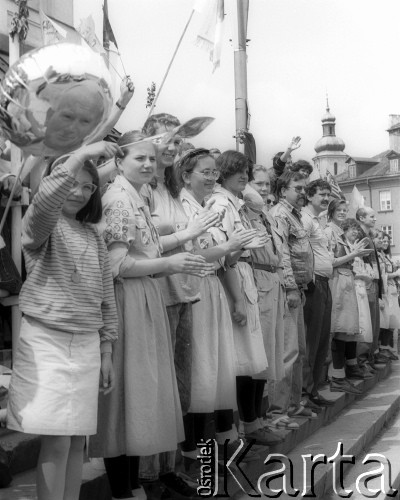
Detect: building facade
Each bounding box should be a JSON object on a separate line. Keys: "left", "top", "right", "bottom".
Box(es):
{"left": 336, "top": 115, "right": 400, "bottom": 257}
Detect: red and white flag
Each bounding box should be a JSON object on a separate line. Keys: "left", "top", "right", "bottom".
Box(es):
{"left": 194, "top": 0, "right": 225, "bottom": 72}
{"left": 326, "top": 170, "right": 344, "bottom": 200}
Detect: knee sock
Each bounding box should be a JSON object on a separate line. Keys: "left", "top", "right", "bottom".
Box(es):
{"left": 254, "top": 379, "right": 266, "bottom": 419}
{"left": 181, "top": 413, "right": 208, "bottom": 454}
{"left": 236, "top": 376, "right": 257, "bottom": 424}
{"left": 345, "top": 341, "right": 357, "bottom": 365}
{"left": 104, "top": 455, "right": 139, "bottom": 498}
{"left": 331, "top": 339, "right": 346, "bottom": 378}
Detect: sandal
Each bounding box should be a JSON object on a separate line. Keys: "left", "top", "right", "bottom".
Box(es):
{"left": 287, "top": 405, "right": 317, "bottom": 419}
{"left": 267, "top": 415, "right": 300, "bottom": 430}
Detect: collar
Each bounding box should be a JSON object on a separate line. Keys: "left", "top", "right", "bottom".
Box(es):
{"left": 113, "top": 175, "right": 145, "bottom": 209}
{"left": 213, "top": 184, "right": 244, "bottom": 211}
{"left": 302, "top": 205, "right": 321, "bottom": 220}
{"left": 327, "top": 221, "right": 344, "bottom": 236}
{"left": 280, "top": 198, "right": 302, "bottom": 218}
{"left": 180, "top": 187, "right": 203, "bottom": 213}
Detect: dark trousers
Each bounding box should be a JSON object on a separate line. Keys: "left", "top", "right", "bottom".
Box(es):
{"left": 302, "top": 276, "right": 332, "bottom": 397}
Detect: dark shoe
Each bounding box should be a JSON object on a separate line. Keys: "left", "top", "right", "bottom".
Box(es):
{"left": 245, "top": 427, "right": 284, "bottom": 446}
{"left": 346, "top": 365, "right": 373, "bottom": 380}
{"left": 330, "top": 377, "right": 363, "bottom": 395}
{"left": 309, "top": 394, "right": 335, "bottom": 406}
{"left": 374, "top": 353, "right": 391, "bottom": 364}
{"left": 159, "top": 472, "right": 198, "bottom": 499}
{"left": 303, "top": 398, "right": 323, "bottom": 413}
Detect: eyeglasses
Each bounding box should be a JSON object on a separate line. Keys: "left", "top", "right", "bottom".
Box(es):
{"left": 192, "top": 170, "right": 220, "bottom": 180}
{"left": 288, "top": 186, "right": 306, "bottom": 194}
{"left": 266, "top": 199, "right": 273, "bottom": 205}
{"left": 71, "top": 180, "right": 97, "bottom": 195}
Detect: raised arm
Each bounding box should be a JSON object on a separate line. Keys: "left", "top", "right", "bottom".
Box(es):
{"left": 22, "top": 141, "right": 121, "bottom": 250}
{"left": 90, "top": 77, "right": 134, "bottom": 144}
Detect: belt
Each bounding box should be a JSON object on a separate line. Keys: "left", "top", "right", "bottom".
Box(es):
{"left": 253, "top": 263, "right": 280, "bottom": 273}
{"left": 315, "top": 274, "right": 330, "bottom": 282}
{"left": 238, "top": 257, "right": 252, "bottom": 264}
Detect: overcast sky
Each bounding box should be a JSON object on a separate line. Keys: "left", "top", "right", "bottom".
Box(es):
{"left": 107, "top": 0, "right": 400, "bottom": 167}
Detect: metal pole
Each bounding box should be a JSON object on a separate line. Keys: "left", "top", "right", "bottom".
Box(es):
{"left": 146, "top": 9, "right": 195, "bottom": 120}
{"left": 233, "top": 0, "right": 249, "bottom": 153}
{"left": 9, "top": 20, "right": 22, "bottom": 362}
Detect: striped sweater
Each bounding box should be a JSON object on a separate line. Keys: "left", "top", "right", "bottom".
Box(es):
{"left": 19, "top": 163, "right": 118, "bottom": 353}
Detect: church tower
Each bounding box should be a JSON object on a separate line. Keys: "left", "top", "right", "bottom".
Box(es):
{"left": 312, "top": 97, "right": 347, "bottom": 179}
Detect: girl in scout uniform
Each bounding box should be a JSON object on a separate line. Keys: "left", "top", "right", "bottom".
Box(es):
{"left": 89, "top": 131, "right": 213, "bottom": 500}
{"left": 209, "top": 150, "right": 270, "bottom": 445}
{"left": 175, "top": 148, "right": 258, "bottom": 464}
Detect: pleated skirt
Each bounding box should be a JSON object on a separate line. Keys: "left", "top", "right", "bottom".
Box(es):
{"left": 89, "top": 277, "right": 184, "bottom": 458}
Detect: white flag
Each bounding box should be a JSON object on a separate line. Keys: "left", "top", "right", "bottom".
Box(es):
{"left": 40, "top": 10, "right": 66, "bottom": 45}
{"left": 77, "top": 15, "right": 105, "bottom": 54}
{"left": 194, "top": 0, "right": 225, "bottom": 72}
{"left": 40, "top": 10, "right": 84, "bottom": 46}
{"left": 350, "top": 185, "right": 365, "bottom": 213}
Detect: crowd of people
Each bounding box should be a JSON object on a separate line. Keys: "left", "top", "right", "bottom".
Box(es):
{"left": 1, "top": 103, "right": 400, "bottom": 500}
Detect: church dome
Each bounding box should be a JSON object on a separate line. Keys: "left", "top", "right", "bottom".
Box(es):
{"left": 314, "top": 136, "right": 345, "bottom": 153}
{"left": 314, "top": 97, "right": 345, "bottom": 153}
{"left": 321, "top": 109, "right": 335, "bottom": 123}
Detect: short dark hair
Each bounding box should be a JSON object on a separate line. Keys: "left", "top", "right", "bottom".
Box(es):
{"left": 175, "top": 148, "right": 214, "bottom": 195}
{"left": 272, "top": 152, "right": 284, "bottom": 169}
{"left": 216, "top": 150, "right": 251, "bottom": 184}
{"left": 355, "top": 207, "right": 368, "bottom": 221}
{"left": 76, "top": 160, "right": 102, "bottom": 224}
{"left": 142, "top": 113, "right": 180, "bottom": 136}
{"left": 342, "top": 218, "right": 361, "bottom": 234}
{"left": 305, "top": 179, "right": 331, "bottom": 201}
{"left": 327, "top": 198, "right": 347, "bottom": 221}
{"left": 291, "top": 159, "right": 313, "bottom": 175}
{"left": 275, "top": 170, "right": 306, "bottom": 199}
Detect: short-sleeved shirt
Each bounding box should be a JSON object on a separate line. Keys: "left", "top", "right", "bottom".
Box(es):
{"left": 180, "top": 187, "right": 226, "bottom": 267}
{"left": 100, "top": 175, "right": 161, "bottom": 262}
{"left": 209, "top": 185, "right": 252, "bottom": 258}
{"left": 142, "top": 182, "right": 200, "bottom": 306}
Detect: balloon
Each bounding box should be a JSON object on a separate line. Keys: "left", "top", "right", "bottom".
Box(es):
{"left": 0, "top": 43, "right": 113, "bottom": 156}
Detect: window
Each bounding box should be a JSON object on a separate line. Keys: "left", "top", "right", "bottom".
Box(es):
{"left": 382, "top": 225, "right": 393, "bottom": 240}
{"left": 380, "top": 190, "right": 392, "bottom": 211}
{"left": 349, "top": 165, "right": 356, "bottom": 178}
{"left": 390, "top": 158, "right": 399, "bottom": 173}
{"left": 334, "top": 162, "right": 338, "bottom": 175}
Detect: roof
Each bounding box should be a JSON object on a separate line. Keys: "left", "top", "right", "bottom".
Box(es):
{"left": 345, "top": 157, "right": 380, "bottom": 163}
{"left": 387, "top": 124, "right": 400, "bottom": 132}
{"left": 337, "top": 150, "right": 397, "bottom": 183}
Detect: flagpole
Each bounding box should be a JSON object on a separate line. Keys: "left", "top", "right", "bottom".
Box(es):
{"left": 146, "top": 9, "right": 195, "bottom": 120}
{"left": 103, "top": 0, "right": 110, "bottom": 68}
{"left": 232, "top": 0, "right": 249, "bottom": 153}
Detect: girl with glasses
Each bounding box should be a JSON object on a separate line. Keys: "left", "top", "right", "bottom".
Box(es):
{"left": 175, "top": 148, "right": 259, "bottom": 466}
{"left": 7, "top": 141, "right": 120, "bottom": 500}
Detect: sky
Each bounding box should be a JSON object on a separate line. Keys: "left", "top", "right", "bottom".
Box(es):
{"left": 106, "top": 0, "right": 400, "bottom": 167}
